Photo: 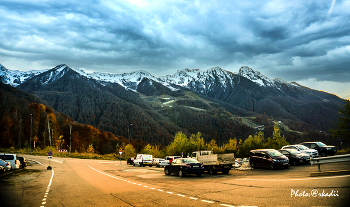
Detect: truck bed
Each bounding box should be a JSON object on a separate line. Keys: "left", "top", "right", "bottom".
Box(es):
{"left": 197, "top": 153, "right": 235, "bottom": 165}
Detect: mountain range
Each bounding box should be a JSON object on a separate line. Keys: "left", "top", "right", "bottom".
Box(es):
{"left": 0, "top": 63, "right": 345, "bottom": 145}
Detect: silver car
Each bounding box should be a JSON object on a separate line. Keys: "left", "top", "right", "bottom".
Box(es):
{"left": 281, "top": 145, "right": 318, "bottom": 158}
{"left": 0, "top": 159, "right": 12, "bottom": 171}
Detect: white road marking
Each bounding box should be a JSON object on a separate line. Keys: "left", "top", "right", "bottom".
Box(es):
{"left": 220, "top": 204, "right": 235, "bottom": 207}
{"left": 202, "top": 200, "right": 215, "bottom": 203}
{"left": 189, "top": 197, "right": 198, "bottom": 200}
{"left": 40, "top": 169, "right": 54, "bottom": 207}
{"left": 176, "top": 194, "right": 185, "bottom": 197}
{"left": 236, "top": 174, "right": 350, "bottom": 181}
{"left": 50, "top": 159, "right": 63, "bottom": 164}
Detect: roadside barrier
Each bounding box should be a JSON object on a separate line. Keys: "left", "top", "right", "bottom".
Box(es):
{"left": 311, "top": 154, "right": 350, "bottom": 172}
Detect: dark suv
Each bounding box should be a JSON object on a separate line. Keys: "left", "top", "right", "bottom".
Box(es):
{"left": 300, "top": 142, "right": 337, "bottom": 157}
{"left": 250, "top": 149, "right": 289, "bottom": 170}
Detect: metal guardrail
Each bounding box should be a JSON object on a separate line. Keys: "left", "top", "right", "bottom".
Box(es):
{"left": 311, "top": 154, "right": 350, "bottom": 172}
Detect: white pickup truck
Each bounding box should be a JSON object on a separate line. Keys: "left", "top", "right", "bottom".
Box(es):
{"left": 133, "top": 154, "right": 153, "bottom": 167}
{"left": 190, "top": 151, "right": 234, "bottom": 174}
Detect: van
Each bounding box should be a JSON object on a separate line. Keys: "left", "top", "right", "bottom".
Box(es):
{"left": 249, "top": 149, "right": 289, "bottom": 170}
{"left": 133, "top": 154, "right": 153, "bottom": 167}
{"left": 0, "top": 153, "right": 21, "bottom": 170}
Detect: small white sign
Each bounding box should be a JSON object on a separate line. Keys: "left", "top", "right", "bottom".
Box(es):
{"left": 119, "top": 151, "right": 122, "bottom": 155}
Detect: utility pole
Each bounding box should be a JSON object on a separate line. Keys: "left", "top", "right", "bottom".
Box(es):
{"left": 48, "top": 114, "right": 51, "bottom": 146}
{"left": 128, "top": 124, "right": 132, "bottom": 159}
{"left": 30, "top": 114, "right": 32, "bottom": 155}
{"left": 70, "top": 124, "right": 72, "bottom": 153}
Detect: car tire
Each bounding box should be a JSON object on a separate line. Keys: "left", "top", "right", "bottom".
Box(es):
{"left": 179, "top": 169, "right": 185, "bottom": 177}
{"left": 164, "top": 168, "right": 170, "bottom": 175}
{"left": 269, "top": 163, "right": 274, "bottom": 170}
{"left": 209, "top": 167, "right": 217, "bottom": 175}
{"left": 292, "top": 160, "right": 297, "bottom": 166}
{"left": 133, "top": 163, "right": 135, "bottom": 166}
{"left": 250, "top": 162, "right": 255, "bottom": 169}
{"left": 321, "top": 151, "right": 326, "bottom": 157}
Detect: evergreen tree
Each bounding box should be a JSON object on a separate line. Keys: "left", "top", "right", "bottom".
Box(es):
{"left": 330, "top": 99, "right": 350, "bottom": 147}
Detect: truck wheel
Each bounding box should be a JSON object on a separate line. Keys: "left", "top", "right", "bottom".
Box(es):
{"left": 149, "top": 165, "right": 152, "bottom": 167}
{"left": 179, "top": 170, "right": 185, "bottom": 177}
{"left": 222, "top": 169, "right": 229, "bottom": 174}
{"left": 164, "top": 168, "right": 170, "bottom": 175}
{"left": 209, "top": 168, "right": 217, "bottom": 175}
{"left": 140, "top": 163, "right": 143, "bottom": 167}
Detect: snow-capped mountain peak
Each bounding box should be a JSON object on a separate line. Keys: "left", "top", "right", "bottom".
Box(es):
{"left": 238, "top": 66, "right": 275, "bottom": 87}
{"left": 0, "top": 64, "right": 48, "bottom": 87}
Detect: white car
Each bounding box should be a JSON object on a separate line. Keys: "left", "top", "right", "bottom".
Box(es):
{"left": 281, "top": 145, "right": 318, "bottom": 158}
{"left": 0, "top": 153, "right": 21, "bottom": 170}
{"left": 153, "top": 158, "right": 168, "bottom": 167}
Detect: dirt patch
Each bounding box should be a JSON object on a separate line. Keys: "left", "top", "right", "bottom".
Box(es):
{"left": 1, "top": 169, "right": 42, "bottom": 184}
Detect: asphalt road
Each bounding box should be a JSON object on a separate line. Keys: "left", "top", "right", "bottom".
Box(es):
{"left": 1, "top": 155, "right": 349, "bottom": 207}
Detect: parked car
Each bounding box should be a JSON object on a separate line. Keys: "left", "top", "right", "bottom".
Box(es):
{"left": 164, "top": 158, "right": 204, "bottom": 177}
{"left": 0, "top": 153, "right": 20, "bottom": 170}
{"left": 0, "top": 159, "right": 12, "bottom": 171}
{"left": 249, "top": 149, "right": 289, "bottom": 170}
{"left": 234, "top": 158, "right": 243, "bottom": 168}
{"left": 279, "top": 149, "right": 310, "bottom": 165}
{"left": 300, "top": 142, "right": 337, "bottom": 157}
{"left": 164, "top": 156, "right": 182, "bottom": 164}
{"left": 281, "top": 145, "right": 319, "bottom": 158}
{"left": 153, "top": 158, "right": 167, "bottom": 167}
{"left": 127, "top": 157, "right": 135, "bottom": 165}
{"left": 18, "top": 157, "right": 27, "bottom": 168}
{"left": 235, "top": 158, "right": 243, "bottom": 165}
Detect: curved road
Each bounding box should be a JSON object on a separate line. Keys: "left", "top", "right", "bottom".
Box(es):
{"left": 1, "top": 155, "right": 349, "bottom": 207}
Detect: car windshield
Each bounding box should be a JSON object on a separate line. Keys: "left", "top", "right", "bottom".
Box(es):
{"left": 288, "top": 149, "right": 301, "bottom": 154}
{"left": 297, "top": 145, "right": 309, "bottom": 150}
{"left": 267, "top": 150, "right": 283, "bottom": 157}
{"left": 317, "top": 142, "right": 326, "bottom": 147}
{"left": 183, "top": 158, "right": 199, "bottom": 163}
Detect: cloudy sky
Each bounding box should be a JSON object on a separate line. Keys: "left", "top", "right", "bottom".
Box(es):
{"left": 0, "top": 0, "right": 349, "bottom": 98}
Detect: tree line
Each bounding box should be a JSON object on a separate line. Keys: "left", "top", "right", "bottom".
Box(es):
{"left": 118, "top": 124, "right": 288, "bottom": 159}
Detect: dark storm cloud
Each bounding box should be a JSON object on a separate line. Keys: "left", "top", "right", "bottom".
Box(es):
{"left": 0, "top": 0, "right": 349, "bottom": 95}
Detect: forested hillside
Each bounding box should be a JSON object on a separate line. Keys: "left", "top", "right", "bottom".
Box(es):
{"left": 0, "top": 82, "right": 133, "bottom": 154}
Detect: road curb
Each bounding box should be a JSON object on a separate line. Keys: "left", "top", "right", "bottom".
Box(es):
{"left": 310, "top": 169, "right": 350, "bottom": 177}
